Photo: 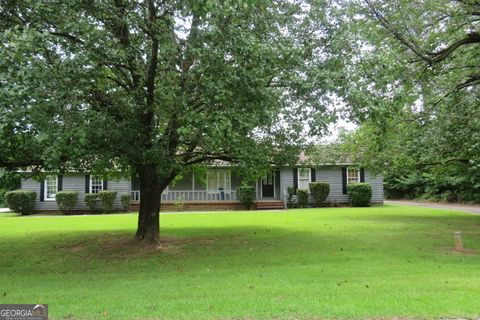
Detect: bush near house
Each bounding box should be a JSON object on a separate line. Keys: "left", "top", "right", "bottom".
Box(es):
{"left": 4, "top": 190, "right": 36, "bottom": 215}
{"left": 286, "top": 186, "right": 295, "bottom": 208}
{"left": 347, "top": 183, "right": 372, "bottom": 207}
{"left": 98, "top": 191, "right": 117, "bottom": 212}
{"left": 84, "top": 193, "right": 100, "bottom": 211}
{"left": 309, "top": 182, "right": 330, "bottom": 207}
{"left": 296, "top": 189, "right": 309, "bottom": 208}
{"left": 120, "top": 194, "right": 130, "bottom": 212}
{"left": 0, "top": 188, "right": 6, "bottom": 207}
{"left": 56, "top": 191, "right": 79, "bottom": 215}
{"left": 236, "top": 186, "right": 256, "bottom": 210}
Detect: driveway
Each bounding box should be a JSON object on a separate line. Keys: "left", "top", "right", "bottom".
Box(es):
{"left": 385, "top": 200, "right": 480, "bottom": 214}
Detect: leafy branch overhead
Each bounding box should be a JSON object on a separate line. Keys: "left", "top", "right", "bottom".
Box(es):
{"left": 0, "top": 0, "right": 340, "bottom": 241}
{"left": 0, "top": 0, "right": 336, "bottom": 174}
{"left": 333, "top": 0, "right": 480, "bottom": 202}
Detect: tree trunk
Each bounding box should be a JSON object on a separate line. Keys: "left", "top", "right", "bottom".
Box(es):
{"left": 135, "top": 186, "right": 161, "bottom": 243}
{"left": 133, "top": 163, "right": 176, "bottom": 243}
{"left": 134, "top": 169, "right": 164, "bottom": 243}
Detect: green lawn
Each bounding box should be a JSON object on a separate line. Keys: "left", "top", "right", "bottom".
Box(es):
{"left": 1, "top": 205, "right": 480, "bottom": 319}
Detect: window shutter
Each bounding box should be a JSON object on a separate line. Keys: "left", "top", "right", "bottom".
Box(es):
{"left": 293, "top": 168, "right": 298, "bottom": 191}
{"left": 40, "top": 180, "right": 45, "bottom": 202}
{"left": 311, "top": 168, "right": 316, "bottom": 182}
{"left": 85, "top": 175, "right": 90, "bottom": 194}
{"left": 360, "top": 168, "right": 365, "bottom": 182}
{"left": 103, "top": 180, "right": 108, "bottom": 190}
{"left": 341, "top": 167, "right": 347, "bottom": 194}
{"left": 58, "top": 175, "right": 63, "bottom": 192}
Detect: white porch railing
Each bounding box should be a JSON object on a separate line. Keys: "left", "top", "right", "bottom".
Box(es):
{"left": 130, "top": 190, "right": 237, "bottom": 202}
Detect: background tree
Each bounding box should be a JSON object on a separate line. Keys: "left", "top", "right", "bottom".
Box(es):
{"left": 0, "top": 0, "right": 339, "bottom": 242}
{"left": 330, "top": 0, "right": 480, "bottom": 202}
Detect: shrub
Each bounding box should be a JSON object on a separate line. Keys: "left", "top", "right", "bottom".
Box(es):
{"left": 174, "top": 197, "right": 185, "bottom": 211}
{"left": 84, "top": 193, "right": 99, "bottom": 211}
{"left": 4, "top": 190, "right": 36, "bottom": 215}
{"left": 0, "top": 188, "right": 6, "bottom": 207}
{"left": 56, "top": 191, "right": 79, "bottom": 215}
{"left": 309, "top": 182, "right": 330, "bottom": 207}
{"left": 98, "top": 190, "right": 117, "bottom": 212}
{"left": 120, "top": 194, "right": 130, "bottom": 212}
{"left": 347, "top": 183, "right": 372, "bottom": 207}
{"left": 296, "top": 189, "right": 309, "bottom": 208}
{"left": 237, "top": 186, "right": 256, "bottom": 210}
{"left": 286, "top": 186, "right": 295, "bottom": 208}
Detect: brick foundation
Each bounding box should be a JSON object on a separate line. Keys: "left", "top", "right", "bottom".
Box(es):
{"left": 129, "top": 201, "right": 245, "bottom": 212}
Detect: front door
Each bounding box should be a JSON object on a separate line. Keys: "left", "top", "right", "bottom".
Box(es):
{"left": 261, "top": 171, "right": 275, "bottom": 198}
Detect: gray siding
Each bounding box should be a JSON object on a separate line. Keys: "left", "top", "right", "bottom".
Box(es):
{"left": 170, "top": 172, "right": 193, "bottom": 190}
{"left": 20, "top": 166, "right": 383, "bottom": 210}
{"left": 365, "top": 171, "right": 384, "bottom": 203}
{"left": 21, "top": 174, "right": 130, "bottom": 211}
{"left": 280, "top": 166, "right": 384, "bottom": 204}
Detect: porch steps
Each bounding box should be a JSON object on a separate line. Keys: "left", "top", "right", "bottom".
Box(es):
{"left": 256, "top": 200, "right": 285, "bottom": 210}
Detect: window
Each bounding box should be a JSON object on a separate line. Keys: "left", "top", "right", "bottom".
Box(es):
{"left": 347, "top": 168, "right": 360, "bottom": 184}
{"left": 262, "top": 171, "right": 273, "bottom": 185}
{"left": 207, "top": 169, "right": 231, "bottom": 192}
{"left": 90, "top": 176, "right": 103, "bottom": 193}
{"left": 298, "top": 168, "right": 311, "bottom": 190}
{"left": 45, "top": 175, "right": 58, "bottom": 201}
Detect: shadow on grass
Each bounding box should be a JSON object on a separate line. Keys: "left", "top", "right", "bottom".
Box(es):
{"left": 1, "top": 210, "right": 479, "bottom": 276}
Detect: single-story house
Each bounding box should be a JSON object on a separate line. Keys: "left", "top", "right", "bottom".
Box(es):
{"left": 19, "top": 163, "right": 383, "bottom": 212}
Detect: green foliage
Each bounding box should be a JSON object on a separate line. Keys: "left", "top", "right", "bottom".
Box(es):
{"left": 286, "top": 186, "right": 296, "bottom": 208}
{"left": 84, "top": 194, "right": 99, "bottom": 212}
{"left": 0, "top": 170, "right": 21, "bottom": 207}
{"left": 4, "top": 190, "right": 36, "bottom": 215}
{"left": 309, "top": 182, "right": 330, "bottom": 207}
{"left": 296, "top": 189, "right": 309, "bottom": 208}
{"left": 0, "top": 1, "right": 338, "bottom": 237}
{"left": 347, "top": 183, "right": 372, "bottom": 207}
{"left": 0, "top": 188, "right": 7, "bottom": 207}
{"left": 174, "top": 197, "right": 185, "bottom": 212}
{"left": 97, "top": 191, "right": 117, "bottom": 212}
{"left": 385, "top": 168, "right": 480, "bottom": 203}
{"left": 333, "top": 0, "right": 480, "bottom": 203}
{"left": 236, "top": 186, "right": 256, "bottom": 210}
{"left": 55, "top": 191, "right": 79, "bottom": 215}
{"left": 120, "top": 194, "right": 130, "bottom": 212}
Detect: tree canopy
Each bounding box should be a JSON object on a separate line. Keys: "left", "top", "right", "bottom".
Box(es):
{"left": 0, "top": 0, "right": 342, "bottom": 241}
{"left": 330, "top": 0, "right": 480, "bottom": 202}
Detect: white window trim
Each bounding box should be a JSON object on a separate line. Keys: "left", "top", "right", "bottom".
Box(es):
{"left": 346, "top": 168, "right": 361, "bottom": 184}
{"left": 297, "top": 168, "right": 311, "bottom": 190}
{"left": 44, "top": 175, "right": 58, "bottom": 201}
{"left": 89, "top": 176, "right": 104, "bottom": 194}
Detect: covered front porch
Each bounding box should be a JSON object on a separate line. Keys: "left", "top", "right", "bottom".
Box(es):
{"left": 129, "top": 169, "right": 283, "bottom": 209}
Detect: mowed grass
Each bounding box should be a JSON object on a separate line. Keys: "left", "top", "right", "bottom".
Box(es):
{"left": 1, "top": 205, "right": 480, "bottom": 319}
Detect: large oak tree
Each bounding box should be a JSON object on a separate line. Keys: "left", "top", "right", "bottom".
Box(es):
{"left": 0, "top": 0, "right": 338, "bottom": 242}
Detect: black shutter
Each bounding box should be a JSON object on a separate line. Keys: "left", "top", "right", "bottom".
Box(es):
{"left": 103, "top": 180, "right": 108, "bottom": 190}
{"left": 311, "top": 168, "right": 316, "bottom": 182}
{"left": 40, "top": 180, "right": 45, "bottom": 202}
{"left": 58, "top": 175, "right": 63, "bottom": 191}
{"left": 85, "top": 175, "right": 90, "bottom": 194}
{"left": 293, "top": 168, "right": 298, "bottom": 191}
{"left": 341, "top": 167, "right": 347, "bottom": 194}
{"left": 360, "top": 168, "right": 365, "bottom": 183}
